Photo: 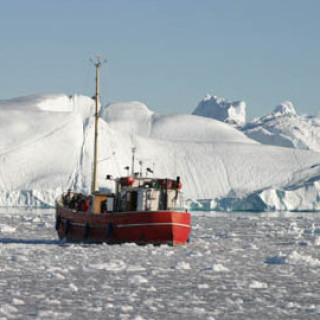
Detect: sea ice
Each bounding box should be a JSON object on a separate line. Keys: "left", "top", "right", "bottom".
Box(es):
{"left": 89, "top": 260, "right": 127, "bottom": 271}
{"left": 128, "top": 275, "right": 148, "bottom": 285}
{"left": 248, "top": 280, "right": 268, "bottom": 289}
{"left": 210, "top": 264, "right": 229, "bottom": 272}
{"left": 0, "top": 224, "right": 16, "bottom": 233}
{"left": 174, "top": 261, "right": 191, "bottom": 270}
{"left": 1, "top": 209, "right": 320, "bottom": 319}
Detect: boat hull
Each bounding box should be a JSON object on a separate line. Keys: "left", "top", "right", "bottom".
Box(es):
{"left": 55, "top": 203, "right": 191, "bottom": 246}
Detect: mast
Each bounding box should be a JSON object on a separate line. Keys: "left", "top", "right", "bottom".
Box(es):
{"left": 131, "top": 147, "right": 136, "bottom": 176}
{"left": 90, "top": 56, "right": 106, "bottom": 193}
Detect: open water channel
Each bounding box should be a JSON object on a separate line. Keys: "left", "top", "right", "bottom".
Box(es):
{"left": 0, "top": 208, "right": 320, "bottom": 319}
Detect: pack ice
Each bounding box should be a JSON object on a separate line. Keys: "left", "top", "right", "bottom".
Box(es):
{"left": 1, "top": 94, "right": 320, "bottom": 212}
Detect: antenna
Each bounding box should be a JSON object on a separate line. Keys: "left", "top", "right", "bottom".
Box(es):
{"left": 146, "top": 167, "right": 153, "bottom": 177}
{"left": 90, "top": 55, "right": 107, "bottom": 194}
{"left": 139, "top": 160, "right": 143, "bottom": 177}
{"left": 124, "top": 166, "right": 130, "bottom": 176}
{"left": 89, "top": 55, "right": 108, "bottom": 67}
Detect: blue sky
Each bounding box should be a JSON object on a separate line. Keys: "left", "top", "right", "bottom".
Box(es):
{"left": 0, "top": 0, "right": 319, "bottom": 119}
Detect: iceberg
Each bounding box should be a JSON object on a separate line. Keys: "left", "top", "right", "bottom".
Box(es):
{"left": 1, "top": 94, "right": 320, "bottom": 211}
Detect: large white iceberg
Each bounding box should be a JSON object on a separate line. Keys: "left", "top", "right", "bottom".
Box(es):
{"left": 1, "top": 94, "right": 320, "bottom": 211}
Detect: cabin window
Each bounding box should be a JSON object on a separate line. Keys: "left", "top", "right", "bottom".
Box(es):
{"left": 107, "top": 197, "right": 114, "bottom": 212}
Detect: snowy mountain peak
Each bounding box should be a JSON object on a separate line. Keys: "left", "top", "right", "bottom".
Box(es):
{"left": 273, "top": 101, "right": 296, "bottom": 116}
{"left": 192, "top": 94, "right": 246, "bottom": 126}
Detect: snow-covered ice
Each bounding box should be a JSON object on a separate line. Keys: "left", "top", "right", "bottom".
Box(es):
{"left": 1, "top": 208, "right": 320, "bottom": 319}
{"left": 0, "top": 224, "right": 16, "bottom": 233}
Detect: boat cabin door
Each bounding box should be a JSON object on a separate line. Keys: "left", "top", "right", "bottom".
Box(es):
{"left": 126, "top": 191, "right": 138, "bottom": 211}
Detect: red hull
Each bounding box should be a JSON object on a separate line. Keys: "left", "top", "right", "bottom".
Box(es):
{"left": 55, "top": 203, "right": 191, "bottom": 246}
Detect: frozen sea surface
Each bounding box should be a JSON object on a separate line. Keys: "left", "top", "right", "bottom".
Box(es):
{"left": 1, "top": 209, "right": 320, "bottom": 319}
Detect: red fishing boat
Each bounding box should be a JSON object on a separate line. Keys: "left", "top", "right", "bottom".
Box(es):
{"left": 55, "top": 57, "right": 191, "bottom": 245}
{"left": 55, "top": 176, "right": 191, "bottom": 245}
